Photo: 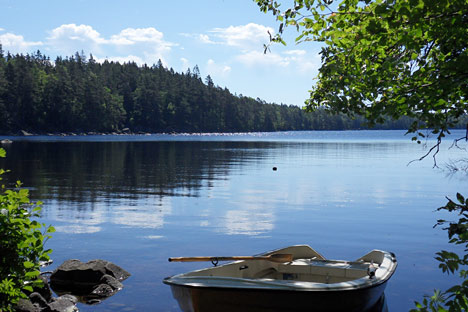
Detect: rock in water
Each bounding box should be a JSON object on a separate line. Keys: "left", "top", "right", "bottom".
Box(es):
{"left": 100, "top": 274, "right": 123, "bottom": 290}
{"left": 29, "top": 292, "right": 49, "bottom": 309}
{"left": 50, "top": 259, "right": 130, "bottom": 299}
{"left": 104, "top": 261, "right": 130, "bottom": 281}
{"left": 15, "top": 298, "right": 40, "bottom": 312}
{"left": 48, "top": 295, "right": 79, "bottom": 312}
{"left": 16, "top": 294, "right": 78, "bottom": 312}
{"left": 91, "top": 284, "right": 114, "bottom": 298}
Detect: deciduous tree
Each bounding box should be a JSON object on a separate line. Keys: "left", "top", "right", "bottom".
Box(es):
{"left": 254, "top": 0, "right": 468, "bottom": 310}
{"left": 256, "top": 0, "right": 467, "bottom": 148}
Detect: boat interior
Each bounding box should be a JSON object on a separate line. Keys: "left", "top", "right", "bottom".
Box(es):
{"left": 182, "top": 245, "right": 389, "bottom": 284}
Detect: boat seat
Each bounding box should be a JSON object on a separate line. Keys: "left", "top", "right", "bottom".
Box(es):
{"left": 252, "top": 267, "right": 278, "bottom": 279}
{"left": 276, "top": 259, "right": 374, "bottom": 279}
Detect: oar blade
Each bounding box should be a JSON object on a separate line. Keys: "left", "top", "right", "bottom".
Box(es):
{"left": 268, "top": 253, "right": 294, "bottom": 263}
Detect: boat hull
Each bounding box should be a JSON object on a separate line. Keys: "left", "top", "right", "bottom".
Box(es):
{"left": 164, "top": 245, "right": 396, "bottom": 312}
{"left": 167, "top": 280, "right": 388, "bottom": 312}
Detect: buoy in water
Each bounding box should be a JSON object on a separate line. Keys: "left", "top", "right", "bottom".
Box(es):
{"left": 272, "top": 167, "right": 277, "bottom": 171}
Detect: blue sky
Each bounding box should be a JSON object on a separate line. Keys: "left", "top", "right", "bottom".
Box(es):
{"left": 0, "top": 0, "right": 323, "bottom": 106}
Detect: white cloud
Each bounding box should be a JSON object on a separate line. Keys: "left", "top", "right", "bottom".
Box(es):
{"left": 206, "top": 59, "right": 231, "bottom": 77}
{"left": 207, "top": 23, "right": 272, "bottom": 50}
{"left": 198, "top": 34, "right": 216, "bottom": 44}
{"left": 47, "top": 24, "right": 104, "bottom": 55}
{"left": 95, "top": 55, "right": 145, "bottom": 65}
{"left": 45, "top": 24, "right": 175, "bottom": 65}
{"left": 237, "top": 50, "right": 289, "bottom": 67}
{"left": 180, "top": 57, "right": 190, "bottom": 71}
{"left": 110, "top": 27, "right": 165, "bottom": 45}
{"left": 283, "top": 49, "right": 307, "bottom": 56}
{"left": 48, "top": 24, "right": 104, "bottom": 43}
{"left": 284, "top": 50, "right": 320, "bottom": 73}
{"left": 196, "top": 24, "right": 319, "bottom": 73}
{"left": 108, "top": 27, "right": 175, "bottom": 65}
{"left": 0, "top": 32, "right": 42, "bottom": 54}
{"left": 236, "top": 48, "right": 320, "bottom": 74}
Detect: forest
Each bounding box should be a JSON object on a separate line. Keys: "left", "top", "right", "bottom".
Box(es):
{"left": 0, "top": 46, "right": 456, "bottom": 134}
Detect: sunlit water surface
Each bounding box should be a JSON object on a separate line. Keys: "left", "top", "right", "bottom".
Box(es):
{"left": 1, "top": 130, "right": 467, "bottom": 311}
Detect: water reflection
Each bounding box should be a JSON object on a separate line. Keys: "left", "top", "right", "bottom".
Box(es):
{"left": 1, "top": 132, "right": 467, "bottom": 311}
{"left": 0, "top": 141, "right": 274, "bottom": 202}
{"left": 370, "top": 295, "right": 388, "bottom": 312}
{"left": 222, "top": 192, "right": 276, "bottom": 235}
{"left": 224, "top": 209, "right": 274, "bottom": 235}
{"left": 54, "top": 225, "right": 101, "bottom": 234}
{"left": 0, "top": 141, "right": 278, "bottom": 235}
{"left": 0, "top": 139, "right": 449, "bottom": 238}
{"left": 47, "top": 196, "right": 173, "bottom": 233}
{"left": 113, "top": 202, "right": 172, "bottom": 229}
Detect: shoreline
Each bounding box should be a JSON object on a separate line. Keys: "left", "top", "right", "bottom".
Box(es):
{"left": 0, "top": 127, "right": 441, "bottom": 138}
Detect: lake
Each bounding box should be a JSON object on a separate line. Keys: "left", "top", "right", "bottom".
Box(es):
{"left": 1, "top": 130, "right": 467, "bottom": 311}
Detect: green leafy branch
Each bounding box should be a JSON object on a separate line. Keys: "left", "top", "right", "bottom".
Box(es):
{"left": 255, "top": 0, "right": 468, "bottom": 157}
{"left": 0, "top": 148, "right": 55, "bottom": 311}
{"left": 412, "top": 193, "right": 468, "bottom": 311}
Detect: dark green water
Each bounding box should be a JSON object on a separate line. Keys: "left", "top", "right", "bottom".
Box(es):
{"left": 1, "top": 130, "right": 466, "bottom": 311}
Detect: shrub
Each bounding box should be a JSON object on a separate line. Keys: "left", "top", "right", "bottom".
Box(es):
{"left": 0, "top": 147, "right": 54, "bottom": 311}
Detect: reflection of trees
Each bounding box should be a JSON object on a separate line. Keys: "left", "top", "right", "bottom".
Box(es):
{"left": 0, "top": 141, "right": 276, "bottom": 208}
{"left": 0, "top": 140, "right": 416, "bottom": 208}
{"left": 0, "top": 140, "right": 280, "bottom": 233}
{"left": 0, "top": 138, "right": 422, "bottom": 235}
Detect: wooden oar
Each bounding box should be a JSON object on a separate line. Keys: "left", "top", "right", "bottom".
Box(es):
{"left": 168, "top": 253, "right": 293, "bottom": 264}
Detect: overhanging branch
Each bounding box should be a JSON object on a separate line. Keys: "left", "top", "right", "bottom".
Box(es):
{"left": 408, "top": 136, "right": 441, "bottom": 168}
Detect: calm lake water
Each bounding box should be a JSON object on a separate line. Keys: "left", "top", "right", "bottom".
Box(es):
{"left": 1, "top": 130, "right": 467, "bottom": 311}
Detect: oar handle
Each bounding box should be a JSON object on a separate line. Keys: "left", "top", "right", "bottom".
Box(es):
{"left": 168, "top": 254, "right": 293, "bottom": 263}
{"left": 169, "top": 256, "right": 257, "bottom": 262}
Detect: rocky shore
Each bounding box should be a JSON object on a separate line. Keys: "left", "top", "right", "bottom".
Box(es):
{"left": 1, "top": 129, "right": 259, "bottom": 138}
{"left": 13, "top": 128, "right": 149, "bottom": 137}
{"left": 17, "top": 259, "right": 130, "bottom": 312}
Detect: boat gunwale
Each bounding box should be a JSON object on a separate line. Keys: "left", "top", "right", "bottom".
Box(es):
{"left": 162, "top": 272, "right": 395, "bottom": 293}
{"left": 163, "top": 245, "right": 397, "bottom": 293}
{"left": 164, "top": 259, "right": 396, "bottom": 292}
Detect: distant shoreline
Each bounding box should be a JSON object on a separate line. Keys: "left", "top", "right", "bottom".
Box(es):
{"left": 2, "top": 128, "right": 465, "bottom": 136}
{"left": 1, "top": 129, "right": 465, "bottom": 144}
{"left": 1, "top": 128, "right": 404, "bottom": 138}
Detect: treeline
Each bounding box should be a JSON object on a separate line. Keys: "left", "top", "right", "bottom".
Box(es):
{"left": 0, "top": 47, "right": 435, "bottom": 134}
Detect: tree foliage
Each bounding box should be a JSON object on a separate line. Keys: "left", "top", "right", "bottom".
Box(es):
{"left": 0, "top": 148, "right": 54, "bottom": 311}
{"left": 0, "top": 47, "right": 441, "bottom": 135}
{"left": 254, "top": 0, "right": 468, "bottom": 310}
{"left": 255, "top": 0, "right": 468, "bottom": 144}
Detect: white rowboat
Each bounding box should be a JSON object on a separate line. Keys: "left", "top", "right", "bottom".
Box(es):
{"left": 164, "top": 245, "right": 397, "bottom": 312}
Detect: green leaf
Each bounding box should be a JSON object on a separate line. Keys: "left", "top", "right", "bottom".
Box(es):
{"left": 295, "top": 33, "right": 305, "bottom": 42}
{"left": 23, "top": 261, "right": 35, "bottom": 269}
{"left": 25, "top": 271, "right": 40, "bottom": 279}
